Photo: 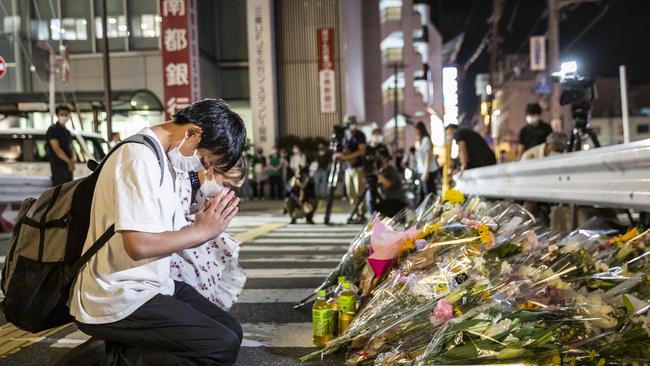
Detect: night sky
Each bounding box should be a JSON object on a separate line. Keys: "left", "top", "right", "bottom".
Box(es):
{"left": 429, "top": 0, "right": 650, "bottom": 116}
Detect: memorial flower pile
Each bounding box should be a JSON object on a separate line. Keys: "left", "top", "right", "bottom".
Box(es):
{"left": 299, "top": 192, "right": 650, "bottom": 365}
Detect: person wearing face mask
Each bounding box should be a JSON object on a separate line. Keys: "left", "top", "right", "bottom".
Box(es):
{"left": 517, "top": 103, "right": 553, "bottom": 159}
{"left": 414, "top": 121, "right": 439, "bottom": 204}
{"left": 171, "top": 157, "right": 247, "bottom": 311}
{"left": 268, "top": 148, "right": 285, "bottom": 200}
{"left": 313, "top": 143, "right": 331, "bottom": 198}
{"left": 58, "top": 99, "right": 246, "bottom": 366}
{"left": 289, "top": 144, "right": 307, "bottom": 178}
{"left": 45, "top": 105, "right": 76, "bottom": 186}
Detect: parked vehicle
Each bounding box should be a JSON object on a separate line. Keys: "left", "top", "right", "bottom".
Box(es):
{"left": 0, "top": 128, "right": 109, "bottom": 179}
{"left": 0, "top": 129, "right": 110, "bottom": 230}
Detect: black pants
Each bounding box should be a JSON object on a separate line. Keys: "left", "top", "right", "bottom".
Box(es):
{"left": 76, "top": 282, "right": 243, "bottom": 366}
{"left": 269, "top": 175, "right": 283, "bottom": 199}
{"left": 252, "top": 181, "right": 266, "bottom": 198}
{"left": 51, "top": 165, "right": 73, "bottom": 186}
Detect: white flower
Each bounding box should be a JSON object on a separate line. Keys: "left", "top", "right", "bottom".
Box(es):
{"left": 500, "top": 261, "right": 513, "bottom": 276}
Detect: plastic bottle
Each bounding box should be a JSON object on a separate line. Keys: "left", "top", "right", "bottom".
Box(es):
{"left": 333, "top": 276, "right": 346, "bottom": 296}
{"left": 327, "top": 297, "right": 340, "bottom": 337}
{"left": 312, "top": 290, "right": 333, "bottom": 348}
{"left": 337, "top": 282, "right": 357, "bottom": 334}
{"left": 337, "top": 282, "right": 356, "bottom": 313}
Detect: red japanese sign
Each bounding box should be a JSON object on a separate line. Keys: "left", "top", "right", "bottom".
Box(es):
{"left": 317, "top": 28, "right": 336, "bottom": 114}
{"left": 160, "top": 0, "right": 200, "bottom": 119}
{"left": 0, "top": 55, "right": 6, "bottom": 80}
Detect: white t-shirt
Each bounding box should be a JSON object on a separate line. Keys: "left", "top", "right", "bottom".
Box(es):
{"left": 69, "top": 128, "right": 178, "bottom": 324}
{"left": 415, "top": 136, "right": 438, "bottom": 173}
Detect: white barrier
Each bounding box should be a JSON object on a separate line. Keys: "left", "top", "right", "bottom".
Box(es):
{"left": 455, "top": 139, "right": 650, "bottom": 211}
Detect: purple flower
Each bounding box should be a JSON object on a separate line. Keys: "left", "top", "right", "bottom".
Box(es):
{"left": 415, "top": 239, "right": 428, "bottom": 251}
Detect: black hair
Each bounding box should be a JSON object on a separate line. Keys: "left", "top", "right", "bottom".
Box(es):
{"left": 173, "top": 98, "right": 246, "bottom": 173}
{"left": 377, "top": 145, "right": 391, "bottom": 160}
{"left": 415, "top": 121, "right": 431, "bottom": 140}
{"left": 55, "top": 105, "right": 71, "bottom": 114}
{"left": 445, "top": 124, "right": 458, "bottom": 131}
{"left": 526, "top": 103, "right": 542, "bottom": 115}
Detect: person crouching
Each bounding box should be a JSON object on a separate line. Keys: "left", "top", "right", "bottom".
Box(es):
{"left": 286, "top": 167, "right": 317, "bottom": 224}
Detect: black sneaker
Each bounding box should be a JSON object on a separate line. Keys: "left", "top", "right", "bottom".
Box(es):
{"left": 290, "top": 218, "right": 297, "bottom": 224}
{"left": 51, "top": 337, "right": 114, "bottom": 366}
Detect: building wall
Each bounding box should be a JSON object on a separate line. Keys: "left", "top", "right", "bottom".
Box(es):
{"left": 361, "top": 0, "right": 383, "bottom": 125}
{"left": 275, "top": 0, "right": 343, "bottom": 139}
{"left": 31, "top": 52, "right": 164, "bottom": 104}
{"left": 590, "top": 116, "right": 650, "bottom": 146}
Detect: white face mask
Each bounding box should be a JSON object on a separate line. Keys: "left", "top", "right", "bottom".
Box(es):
{"left": 371, "top": 135, "right": 384, "bottom": 145}
{"left": 58, "top": 115, "right": 69, "bottom": 124}
{"left": 526, "top": 116, "right": 540, "bottom": 124}
{"left": 168, "top": 138, "right": 204, "bottom": 172}
{"left": 199, "top": 174, "right": 224, "bottom": 198}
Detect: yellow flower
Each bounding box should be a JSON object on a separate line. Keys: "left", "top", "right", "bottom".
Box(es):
{"left": 444, "top": 189, "right": 465, "bottom": 205}
{"left": 417, "top": 222, "right": 441, "bottom": 239}
{"left": 596, "top": 359, "right": 605, "bottom": 366}
{"left": 612, "top": 228, "right": 639, "bottom": 247}
{"left": 541, "top": 352, "right": 561, "bottom": 366}
{"left": 481, "top": 291, "right": 491, "bottom": 301}
{"left": 453, "top": 306, "right": 463, "bottom": 317}
{"left": 589, "top": 350, "right": 597, "bottom": 361}
{"left": 478, "top": 223, "right": 494, "bottom": 245}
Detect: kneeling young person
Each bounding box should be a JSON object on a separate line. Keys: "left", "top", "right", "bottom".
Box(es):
{"left": 59, "top": 99, "right": 247, "bottom": 366}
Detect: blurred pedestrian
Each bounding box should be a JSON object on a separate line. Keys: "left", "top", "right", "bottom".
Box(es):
{"left": 109, "top": 132, "right": 122, "bottom": 148}
{"left": 313, "top": 143, "right": 331, "bottom": 198}
{"left": 445, "top": 125, "right": 496, "bottom": 176}
{"left": 289, "top": 145, "right": 307, "bottom": 178}
{"left": 267, "top": 148, "right": 285, "bottom": 200}
{"left": 517, "top": 103, "right": 552, "bottom": 159}
{"left": 402, "top": 146, "right": 417, "bottom": 176}
{"left": 375, "top": 147, "right": 407, "bottom": 218}
{"left": 286, "top": 167, "right": 317, "bottom": 224}
{"left": 46, "top": 105, "right": 76, "bottom": 186}
{"left": 414, "top": 121, "right": 439, "bottom": 203}
{"left": 335, "top": 118, "right": 368, "bottom": 224}
{"left": 251, "top": 147, "right": 267, "bottom": 199}
{"left": 279, "top": 148, "right": 289, "bottom": 184}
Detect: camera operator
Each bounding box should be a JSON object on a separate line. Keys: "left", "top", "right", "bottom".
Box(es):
{"left": 335, "top": 117, "right": 368, "bottom": 224}
{"left": 374, "top": 146, "right": 407, "bottom": 218}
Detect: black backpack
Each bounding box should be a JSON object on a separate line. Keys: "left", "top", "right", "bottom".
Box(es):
{"left": 1, "top": 134, "right": 171, "bottom": 332}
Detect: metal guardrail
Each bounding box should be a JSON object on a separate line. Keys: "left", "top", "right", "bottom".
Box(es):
{"left": 455, "top": 139, "right": 650, "bottom": 211}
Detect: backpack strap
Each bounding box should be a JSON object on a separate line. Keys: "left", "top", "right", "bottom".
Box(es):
{"left": 65, "top": 133, "right": 172, "bottom": 283}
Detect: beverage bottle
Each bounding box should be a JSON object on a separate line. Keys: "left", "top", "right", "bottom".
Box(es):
{"left": 312, "top": 290, "right": 333, "bottom": 348}
{"left": 327, "top": 297, "right": 340, "bottom": 337}
{"left": 333, "top": 276, "right": 346, "bottom": 296}
{"left": 337, "top": 282, "right": 357, "bottom": 334}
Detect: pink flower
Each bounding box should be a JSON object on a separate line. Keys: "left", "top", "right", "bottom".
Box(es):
{"left": 430, "top": 299, "right": 454, "bottom": 326}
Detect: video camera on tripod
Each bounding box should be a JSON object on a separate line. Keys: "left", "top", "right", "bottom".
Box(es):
{"left": 552, "top": 66, "right": 600, "bottom": 152}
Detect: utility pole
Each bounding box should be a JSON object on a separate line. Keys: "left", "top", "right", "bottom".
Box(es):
{"left": 393, "top": 63, "right": 399, "bottom": 152}
{"left": 487, "top": 0, "right": 503, "bottom": 136}
{"left": 101, "top": 0, "right": 113, "bottom": 140}
{"left": 548, "top": 0, "right": 561, "bottom": 126}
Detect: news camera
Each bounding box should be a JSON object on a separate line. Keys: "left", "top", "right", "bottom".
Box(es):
{"left": 552, "top": 70, "right": 600, "bottom": 152}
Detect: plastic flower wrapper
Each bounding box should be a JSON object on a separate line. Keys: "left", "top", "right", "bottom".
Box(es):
{"left": 411, "top": 307, "right": 575, "bottom": 365}
{"left": 346, "top": 278, "right": 494, "bottom": 365}
{"left": 367, "top": 218, "right": 418, "bottom": 279}
{"left": 293, "top": 210, "right": 410, "bottom": 309}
